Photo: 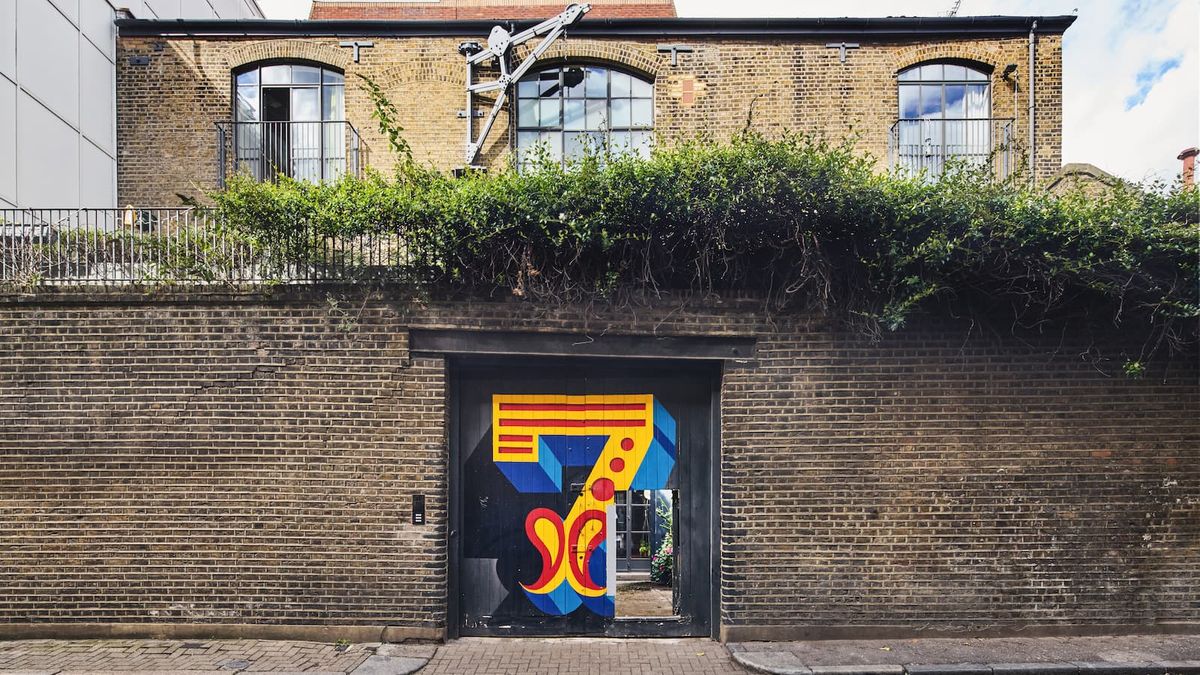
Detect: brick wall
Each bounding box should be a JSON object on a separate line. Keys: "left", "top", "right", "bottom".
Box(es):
{"left": 0, "top": 292, "right": 1195, "bottom": 640}
{"left": 308, "top": 0, "right": 678, "bottom": 20}
{"left": 116, "top": 29, "right": 1065, "bottom": 205}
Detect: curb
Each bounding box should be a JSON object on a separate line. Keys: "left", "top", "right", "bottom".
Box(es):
{"left": 731, "top": 652, "right": 1200, "bottom": 675}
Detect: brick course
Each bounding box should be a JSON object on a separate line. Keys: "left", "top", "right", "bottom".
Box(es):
{"left": 116, "top": 29, "right": 1065, "bottom": 205}
{"left": 0, "top": 292, "right": 1194, "bottom": 639}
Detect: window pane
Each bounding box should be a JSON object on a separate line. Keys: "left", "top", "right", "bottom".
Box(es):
{"left": 920, "top": 64, "right": 943, "bottom": 80}
{"left": 236, "top": 85, "right": 259, "bottom": 121}
{"left": 518, "top": 98, "right": 538, "bottom": 127}
{"left": 631, "top": 99, "right": 653, "bottom": 127}
{"left": 323, "top": 69, "right": 344, "bottom": 85}
{"left": 585, "top": 99, "right": 606, "bottom": 129}
{"left": 539, "top": 99, "right": 561, "bottom": 127}
{"left": 943, "top": 64, "right": 967, "bottom": 81}
{"left": 563, "top": 99, "right": 585, "bottom": 130}
{"left": 291, "top": 87, "right": 319, "bottom": 121}
{"left": 611, "top": 71, "right": 632, "bottom": 98}
{"left": 630, "top": 130, "right": 652, "bottom": 158}
{"left": 292, "top": 66, "right": 321, "bottom": 84}
{"left": 517, "top": 78, "right": 539, "bottom": 98}
{"left": 537, "top": 70, "right": 558, "bottom": 97}
{"left": 564, "top": 131, "right": 601, "bottom": 160}
{"left": 919, "top": 84, "right": 943, "bottom": 118}
{"left": 261, "top": 65, "right": 290, "bottom": 85}
{"left": 236, "top": 69, "right": 258, "bottom": 85}
{"left": 540, "top": 131, "right": 563, "bottom": 160}
{"left": 630, "top": 76, "right": 652, "bottom": 98}
{"left": 897, "top": 67, "right": 919, "bottom": 82}
{"left": 584, "top": 67, "right": 606, "bottom": 97}
{"left": 610, "top": 131, "right": 630, "bottom": 151}
{"left": 610, "top": 97, "right": 631, "bottom": 128}
{"left": 563, "top": 67, "right": 586, "bottom": 97}
{"left": 966, "top": 67, "right": 989, "bottom": 81}
{"left": 944, "top": 84, "right": 965, "bottom": 118}
{"left": 966, "top": 84, "right": 989, "bottom": 118}
{"left": 899, "top": 85, "right": 919, "bottom": 119}
{"left": 322, "top": 84, "right": 343, "bottom": 121}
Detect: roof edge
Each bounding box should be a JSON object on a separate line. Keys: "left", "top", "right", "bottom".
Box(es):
{"left": 115, "top": 14, "right": 1077, "bottom": 39}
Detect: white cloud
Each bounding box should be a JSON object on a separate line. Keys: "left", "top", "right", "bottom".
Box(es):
{"left": 255, "top": 0, "right": 1199, "bottom": 182}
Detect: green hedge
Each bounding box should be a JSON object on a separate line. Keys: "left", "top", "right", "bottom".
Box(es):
{"left": 213, "top": 133, "right": 1198, "bottom": 358}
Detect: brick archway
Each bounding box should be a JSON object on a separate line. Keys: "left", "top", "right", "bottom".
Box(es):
{"left": 225, "top": 40, "right": 351, "bottom": 71}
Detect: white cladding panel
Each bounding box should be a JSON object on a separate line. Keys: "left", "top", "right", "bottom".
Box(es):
{"left": 19, "top": 0, "right": 80, "bottom": 129}
{"left": 48, "top": 0, "right": 81, "bottom": 26}
{"left": 17, "top": 91, "right": 80, "bottom": 207}
{"left": 79, "top": 40, "right": 114, "bottom": 155}
{"left": 0, "top": 1, "right": 15, "bottom": 80}
{"left": 0, "top": 78, "right": 16, "bottom": 205}
{"left": 81, "top": 0, "right": 116, "bottom": 59}
{"left": 80, "top": 136, "right": 116, "bottom": 207}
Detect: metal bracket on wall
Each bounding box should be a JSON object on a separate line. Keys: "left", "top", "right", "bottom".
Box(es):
{"left": 656, "top": 44, "right": 694, "bottom": 67}
{"left": 461, "top": 3, "right": 591, "bottom": 167}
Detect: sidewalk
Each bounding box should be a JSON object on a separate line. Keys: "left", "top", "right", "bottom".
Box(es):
{"left": 729, "top": 634, "right": 1200, "bottom": 675}
{"left": 0, "top": 639, "right": 433, "bottom": 675}
{"left": 1, "top": 633, "right": 1197, "bottom": 674}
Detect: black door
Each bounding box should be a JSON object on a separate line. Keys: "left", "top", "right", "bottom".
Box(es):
{"left": 261, "top": 87, "right": 290, "bottom": 179}
{"left": 450, "top": 358, "right": 715, "bottom": 637}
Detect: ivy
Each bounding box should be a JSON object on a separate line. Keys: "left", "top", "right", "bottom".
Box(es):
{"left": 212, "top": 133, "right": 1199, "bottom": 359}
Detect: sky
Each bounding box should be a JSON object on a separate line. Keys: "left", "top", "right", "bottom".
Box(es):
{"left": 254, "top": 0, "right": 1199, "bottom": 183}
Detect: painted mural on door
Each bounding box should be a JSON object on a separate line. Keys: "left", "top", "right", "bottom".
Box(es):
{"left": 491, "top": 394, "right": 677, "bottom": 617}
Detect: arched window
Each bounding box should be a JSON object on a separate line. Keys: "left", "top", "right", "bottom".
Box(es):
{"left": 231, "top": 62, "right": 348, "bottom": 182}
{"left": 893, "top": 61, "right": 999, "bottom": 176}
{"left": 515, "top": 65, "right": 653, "bottom": 165}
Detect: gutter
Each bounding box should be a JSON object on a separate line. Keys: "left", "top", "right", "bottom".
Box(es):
{"left": 114, "top": 14, "right": 1077, "bottom": 39}
{"left": 1028, "top": 19, "right": 1037, "bottom": 184}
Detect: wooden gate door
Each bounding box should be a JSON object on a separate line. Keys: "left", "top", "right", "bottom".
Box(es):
{"left": 451, "top": 358, "right": 714, "bottom": 637}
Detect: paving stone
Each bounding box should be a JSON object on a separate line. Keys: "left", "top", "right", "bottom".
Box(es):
{"left": 808, "top": 666, "right": 904, "bottom": 675}
{"left": 349, "top": 655, "right": 428, "bottom": 675}
{"left": 733, "top": 649, "right": 813, "bottom": 674}
{"left": 905, "top": 664, "right": 992, "bottom": 675}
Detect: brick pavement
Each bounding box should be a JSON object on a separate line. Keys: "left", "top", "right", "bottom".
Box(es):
{"left": 0, "top": 639, "right": 373, "bottom": 673}
{"left": 420, "top": 637, "right": 745, "bottom": 674}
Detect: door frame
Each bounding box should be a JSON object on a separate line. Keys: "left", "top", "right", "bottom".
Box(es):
{"left": 446, "top": 355, "right": 722, "bottom": 639}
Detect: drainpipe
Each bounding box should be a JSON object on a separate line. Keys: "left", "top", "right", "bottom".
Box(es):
{"left": 1027, "top": 20, "right": 1038, "bottom": 185}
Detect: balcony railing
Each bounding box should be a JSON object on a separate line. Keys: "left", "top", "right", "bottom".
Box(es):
{"left": 0, "top": 208, "right": 411, "bottom": 287}
{"left": 216, "top": 120, "right": 369, "bottom": 188}
{"left": 888, "top": 118, "right": 1018, "bottom": 180}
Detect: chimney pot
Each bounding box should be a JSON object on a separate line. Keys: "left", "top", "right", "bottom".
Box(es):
{"left": 1178, "top": 147, "right": 1198, "bottom": 187}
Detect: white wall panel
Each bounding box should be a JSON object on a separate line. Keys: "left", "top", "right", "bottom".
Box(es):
{"left": 80, "top": 136, "right": 115, "bottom": 207}
{"left": 48, "top": 0, "right": 81, "bottom": 27}
{"left": 79, "top": 40, "right": 113, "bottom": 154}
{"left": 0, "top": 79, "right": 16, "bottom": 204}
{"left": 17, "top": 92, "right": 79, "bottom": 207}
{"left": 18, "top": 0, "right": 80, "bottom": 129}
{"left": 145, "top": 0, "right": 182, "bottom": 19}
{"left": 80, "top": 0, "right": 115, "bottom": 59}
{"left": 0, "top": 1, "right": 15, "bottom": 81}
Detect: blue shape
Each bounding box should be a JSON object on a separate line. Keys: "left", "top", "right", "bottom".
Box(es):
{"left": 587, "top": 538, "right": 607, "bottom": 590}
{"left": 541, "top": 435, "right": 607, "bottom": 468}
{"left": 497, "top": 445, "right": 562, "bottom": 493}
{"left": 631, "top": 402, "right": 677, "bottom": 490}
{"left": 1125, "top": 55, "right": 1182, "bottom": 110}
{"left": 525, "top": 583, "right": 581, "bottom": 615}
{"left": 497, "top": 434, "right": 609, "bottom": 494}
{"left": 581, "top": 593, "right": 614, "bottom": 617}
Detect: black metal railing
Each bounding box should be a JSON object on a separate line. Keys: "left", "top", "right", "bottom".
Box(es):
{"left": 888, "top": 117, "right": 1018, "bottom": 179}
{"left": 215, "top": 120, "right": 369, "bottom": 187}
{"left": 0, "top": 208, "right": 412, "bottom": 288}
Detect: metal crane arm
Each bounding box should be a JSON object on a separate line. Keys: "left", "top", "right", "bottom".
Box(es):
{"left": 463, "top": 3, "right": 591, "bottom": 166}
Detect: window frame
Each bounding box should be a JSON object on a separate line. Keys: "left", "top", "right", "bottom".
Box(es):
{"left": 896, "top": 60, "right": 993, "bottom": 122}
{"left": 513, "top": 63, "right": 655, "bottom": 166}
